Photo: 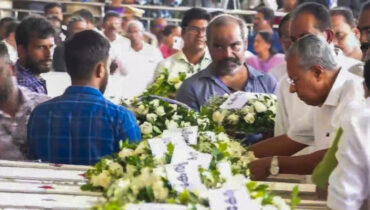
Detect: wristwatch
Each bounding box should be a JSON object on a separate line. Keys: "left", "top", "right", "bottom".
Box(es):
{"left": 270, "top": 156, "right": 279, "bottom": 176}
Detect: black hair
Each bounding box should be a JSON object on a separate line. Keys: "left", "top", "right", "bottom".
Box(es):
{"left": 0, "top": 17, "right": 16, "bottom": 28}
{"left": 365, "top": 59, "right": 370, "bottom": 90}
{"left": 4, "top": 20, "right": 19, "bottom": 38}
{"left": 44, "top": 2, "right": 62, "bottom": 14}
{"left": 64, "top": 30, "right": 110, "bottom": 80}
{"left": 181, "top": 8, "right": 211, "bottom": 29}
{"left": 163, "top": 25, "right": 179, "bottom": 36}
{"left": 15, "top": 15, "right": 55, "bottom": 47}
{"left": 257, "top": 31, "right": 276, "bottom": 56}
{"left": 278, "top": 13, "right": 291, "bottom": 37}
{"left": 74, "top": 9, "right": 94, "bottom": 23}
{"left": 292, "top": 2, "right": 332, "bottom": 31}
{"left": 360, "top": 1, "right": 370, "bottom": 14}
{"left": 297, "top": 0, "right": 329, "bottom": 8}
{"left": 256, "top": 7, "right": 275, "bottom": 26}
{"left": 103, "top": 11, "right": 120, "bottom": 23}
{"left": 330, "top": 7, "right": 356, "bottom": 27}
{"left": 0, "top": 42, "right": 10, "bottom": 63}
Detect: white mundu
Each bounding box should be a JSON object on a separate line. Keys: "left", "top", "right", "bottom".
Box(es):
{"left": 328, "top": 98, "right": 370, "bottom": 210}
{"left": 287, "top": 69, "right": 364, "bottom": 151}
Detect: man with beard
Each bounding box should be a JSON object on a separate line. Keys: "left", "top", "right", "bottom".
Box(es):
{"left": 0, "top": 42, "right": 49, "bottom": 160}
{"left": 27, "top": 30, "right": 141, "bottom": 165}
{"left": 358, "top": 1, "right": 370, "bottom": 61}
{"left": 15, "top": 15, "right": 55, "bottom": 94}
{"left": 176, "top": 15, "right": 277, "bottom": 111}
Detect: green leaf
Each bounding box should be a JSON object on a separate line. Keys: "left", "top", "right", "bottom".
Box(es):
{"left": 178, "top": 190, "right": 190, "bottom": 204}
{"left": 290, "top": 185, "right": 301, "bottom": 209}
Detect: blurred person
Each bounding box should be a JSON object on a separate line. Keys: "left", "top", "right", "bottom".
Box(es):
{"left": 248, "top": 7, "right": 283, "bottom": 54}
{"left": 27, "top": 30, "right": 141, "bottom": 165}
{"left": 154, "top": 8, "right": 212, "bottom": 81}
{"left": 1, "top": 20, "right": 19, "bottom": 64}
{"left": 358, "top": 1, "right": 370, "bottom": 60}
{"left": 150, "top": 17, "right": 167, "bottom": 45}
{"left": 247, "top": 31, "right": 285, "bottom": 73}
{"left": 53, "top": 16, "right": 88, "bottom": 72}
{"left": 159, "top": 25, "right": 182, "bottom": 58}
{"left": 102, "top": 11, "right": 130, "bottom": 75}
{"left": 47, "top": 15, "right": 65, "bottom": 46}
{"left": 242, "top": 0, "right": 278, "bottom": 11}
{"left": 278, "top": 0, "right": 297, "bottom": 12}
{"left": 74, "top": 9, "right": 96, "bottom": 30}
{"left": 123, "top": 20, "right": 163, "bottom": 98}
{"left": 0, "top": 42, "right": 49, "bottom": 161}
{"left": 15, "top": 15, "right": 55, "bottom": 94}
{"left": 330, "top": 7, "right": 362, "bottom": 61}
{"left": 0, "top": 17, "right": 16, "bottom": 41}
{"left": 44, "top": 3, "right": 63, "bottom": 22}
{"left": 337, "top": 0, "right": 361, "bottom": 18}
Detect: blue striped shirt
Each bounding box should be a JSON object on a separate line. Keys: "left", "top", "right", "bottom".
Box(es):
{"left": 176, "top": 64, "right": 277, "bottom": 111}
{"left": 27, "top": 86, "right": 141, "bottom": 165}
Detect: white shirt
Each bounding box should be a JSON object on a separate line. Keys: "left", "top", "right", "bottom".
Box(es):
{"left": 268, "top": 62, "right": 287, "bottom": 84}
{"left": 274, "top": 54, "right": 363, "bottom": 137}
{"left": 120, "top": 42, "right": 163, "bottom": 99}
{"left": 153, "top": 49, "right": 212, "bottom": 81}
{"left": 287, "top": 69, "right": 364, "bottom": 151}
{"left": 328, "top": 98, "right": 370, "bottom": 210}
{"left": 105, "top": 34, "right": 131, "bottom": 76}
{"left": 2, "top": 40, "right": 17, "bottom": 64}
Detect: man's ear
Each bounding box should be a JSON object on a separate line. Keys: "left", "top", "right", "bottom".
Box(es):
{"left": 95, "top": 62, "right": 106, "bottom": 79}
{"left": 325, "top": 29, "right": 334, "bottom": 44}
{"left": 352, "top": 27, "right": 360, "bottom": 40}
{"left": 310, "top": 64, "right": 325, "bottom": 81}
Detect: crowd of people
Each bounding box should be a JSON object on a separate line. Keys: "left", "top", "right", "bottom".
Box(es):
{"left": 0, "top": 0, "right": 370, "bottom": 209}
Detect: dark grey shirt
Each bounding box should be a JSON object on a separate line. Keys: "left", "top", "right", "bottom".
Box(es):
{"left": 176, "top": 63, "right": 277, "bottom": 111}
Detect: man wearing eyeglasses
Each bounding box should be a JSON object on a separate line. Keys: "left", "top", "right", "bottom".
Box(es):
{"left": 358, "top": 1, "right": 370, "bottom": 61}
{"left": 153, "top": 8, "right": 212, "bottom": 80}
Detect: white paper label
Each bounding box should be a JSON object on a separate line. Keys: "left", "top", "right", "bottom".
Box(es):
{"left": 171, "top": 145, "right": 212, "bottom": 169}
{"left": 208, "top": 188, "right": 261, "bottom": 210}
{"left": 162, "top": 126, "right": 198, "bottom": 145}
{"left": 220, "top": 91, "right": 251, "bottom": 110}
{"left": 148, "top": 138, "right": 168, "bottom": 158}
{"left": 165, "top": 162, "right": 204, "bottom": 192}
{"left": 126, "top": 203, "right": 187, "bottom": 210}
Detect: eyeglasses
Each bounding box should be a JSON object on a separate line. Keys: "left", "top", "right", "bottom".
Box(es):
{"left": 286, "top": 76, "right": 300, "bottom": 86}
{"left": 186, "top": 26, "right": 207, "bottom": 35}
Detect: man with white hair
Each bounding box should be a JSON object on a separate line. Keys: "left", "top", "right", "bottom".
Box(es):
{"left": 123, "top": 20, "right": 163, "bottom": 98}
{"left": 248, "top": 34, "right": 364, "bottom": 180}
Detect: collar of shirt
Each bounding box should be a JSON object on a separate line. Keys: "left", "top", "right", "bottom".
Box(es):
{"left": 63, "top": 85, "right": 104, "bottom": 98}
{"left": 174, "top": 49, "right": 211, "bottom": 67}
{"left": 15, "top": 61, "right": 46, "bottom": 82}
{"left": 323, "top": 68, "right": 362, "bottom": 106}
{"left": 199, "top": 63, "right": 264, "bottom": 93}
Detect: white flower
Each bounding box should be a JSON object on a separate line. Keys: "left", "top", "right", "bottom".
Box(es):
{"left": 149, "top": 99, "right": 160, "bottom": 107}
{"left": 268, "top": 105, "right": 277, "bottom": 114}
{"left": 126, "top": 164, "right": 137, "bottom": 177}
{"left": 171, "top": 112, "right": 182, "bottom": 121}
{"left": 180, "top": 121, "right": 191, "bottom": 127}
{"left": 146, "top": 113, "right": 157, "bottom": 122}
{"left": 197, "top": 118, "right": 209, "bottom": 129}
{"left": 135, "top": 104, "right": 149, "bottom": 115}
{"left": 243, "top": 113, "right": 255, "bottom": 124}
{"left": 174, "top": 81, "right": 182, "bottom": 90}
{"left": 157, "top": 74, "right": 165, "bottom": 81}
{"left": 140, "top": 122, "right": 153, "bottom": 135}
{"left": 169, "top": 104, "right": 178, "bottom": 111}
{"left": 165, "top": 120, "right": 178, "bottom": 129}
{"left": 108, "top": 162, "right": 124, "bottom": 176}
{"left": 253, "top": 101, "right": 267, "bottom": 113}
{"left": 168, "top": 75, "right": 180, "bottom": 85}
{"left": 152, "top": 180, "right": 169, "bottom": 200}
{"left": 134, "top": 141, "right": 149, "bottom": 154}
{"left": 90, "top": 170, "right": 112, "bottom": 188}
{"left": 153, "top": 166, "right": 167, "bottom": 178}
{"left": 212, "top": 111, "right": 224, "bottom": 124}
{"left": 155, "top": 106, "right": 166, "bottom": 116}
{"left": 241, "top": 105, "right": 254, "bottom": 115}
{"left": 118, "top": 148, "right": 134, "bottom": 159}
{"left": 226, "top": 113, "right": 239, "bottom": 125}
{"left": 217, "top": 132, "right": 230, "bottom": 142}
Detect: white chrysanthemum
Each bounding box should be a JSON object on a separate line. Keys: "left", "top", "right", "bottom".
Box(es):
{"left": 155, "top": 106, "right": 166, "bottom": 116}
{"left": 253, "top": 101, "right": 267, "bottom": 113}
{"left": 140, "top": 122, "right": 153, "bottom": 135}
{"left": 108, "top": 162, "right": 124, "bottom": 176}
{"left": 149, "top": 99, "right": 160, "bottom": 107}
{"left": 118, "top": 148, "right": 135, "bottom": 159}
{"left": 212, "top": 111, "right": 224, "bottom": 124}
{"left": 166, "top": 120, "right": 178, "bottom": 129}
{"left": 152, "top": 180, "right": 169, "bottom": 200}
{"left": 146, "top": 113, "right": 157, "bottom": 122}
{"left": 226, "top": 113, "right": 239, "bottom": 125}
{"left": 243, "top": 113, "right": 255, "bottom": 124}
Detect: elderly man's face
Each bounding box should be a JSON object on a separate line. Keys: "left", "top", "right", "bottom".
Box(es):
{"left": 208, "top": 23, "right": 245, "bottom": 76}
{"left": 127, "top": 25, "right": 143, "bottom": 44}
{"left": 331, "top": 14, "right": 360, "bottom": 56}
{"left": 290, "top": 13, "right": 327, "bottom": 43}
{"left": 287, "top": 55, "right": 328, "bottom": 106}
{"left": 0, "top": 58, "right": 14, "bottom": 102}
{"left": 182, "top": 19, "right": 208, "bottom": 52}
{"left": 358, "top": 9, "right": 370, "bottom": 58}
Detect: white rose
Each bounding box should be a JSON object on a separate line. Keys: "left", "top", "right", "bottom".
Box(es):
{"left": 268, "top": 105, "right": 277, "bottom": 114}
{"left": 149, "top": 99, "right": 160, "bottom": 107}
{"left": 226, "top": 113, "right": 239, "bottom": 125}
{"left": 174, "top": 81, "right": 182, "bottom": 90}
{"left": 146, "top": 113, "right": 157, "bottom": 122}
{"left": 152, "top": 180, "right": 169, "bottom": 200}
{"left": 217, "top": 132, "right": 230, "bottom": 142}
{"left": 167, "top": 75, "right": 180, "bottom": 85}
{"left": 91, "top": 170, "right": 112, "bottom": 188}
{"left": 241, "top": 105, "right": 254, "bottom": 115}
{"left": 166, "top": 120, "right": 178, "bottom": 129}
{"left": 108, "top": 162, "right": 124, "bottom": 176}
{"left": 155, "top": 106, "right": 166, "bottom": 116}
{"left": 212, "top": 111, "right": 224, "bottom": 124}
{"left": 171, "top": 112, "right": 182, "bottom": 121}
{"left": 135, "top": 104, "right": 148, "bottom": 115}
{"left": 118, "top": 148, "right": 134, "bottom": 159}
{"left": 134, "top": 141, "right": 149, "bottom": 154}
{"left": 140, "top": 122, "right": 153, "bottom": 135}
{"left": 243, "top": 113, "right": 255, "bottom": 124}
{"left": 253, "top": 101, "right": 267, "bottom": 113}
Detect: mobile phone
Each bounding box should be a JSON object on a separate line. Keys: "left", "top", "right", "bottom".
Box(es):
{"left": 172, "top": 36, "right": 183, "bottom": 50}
